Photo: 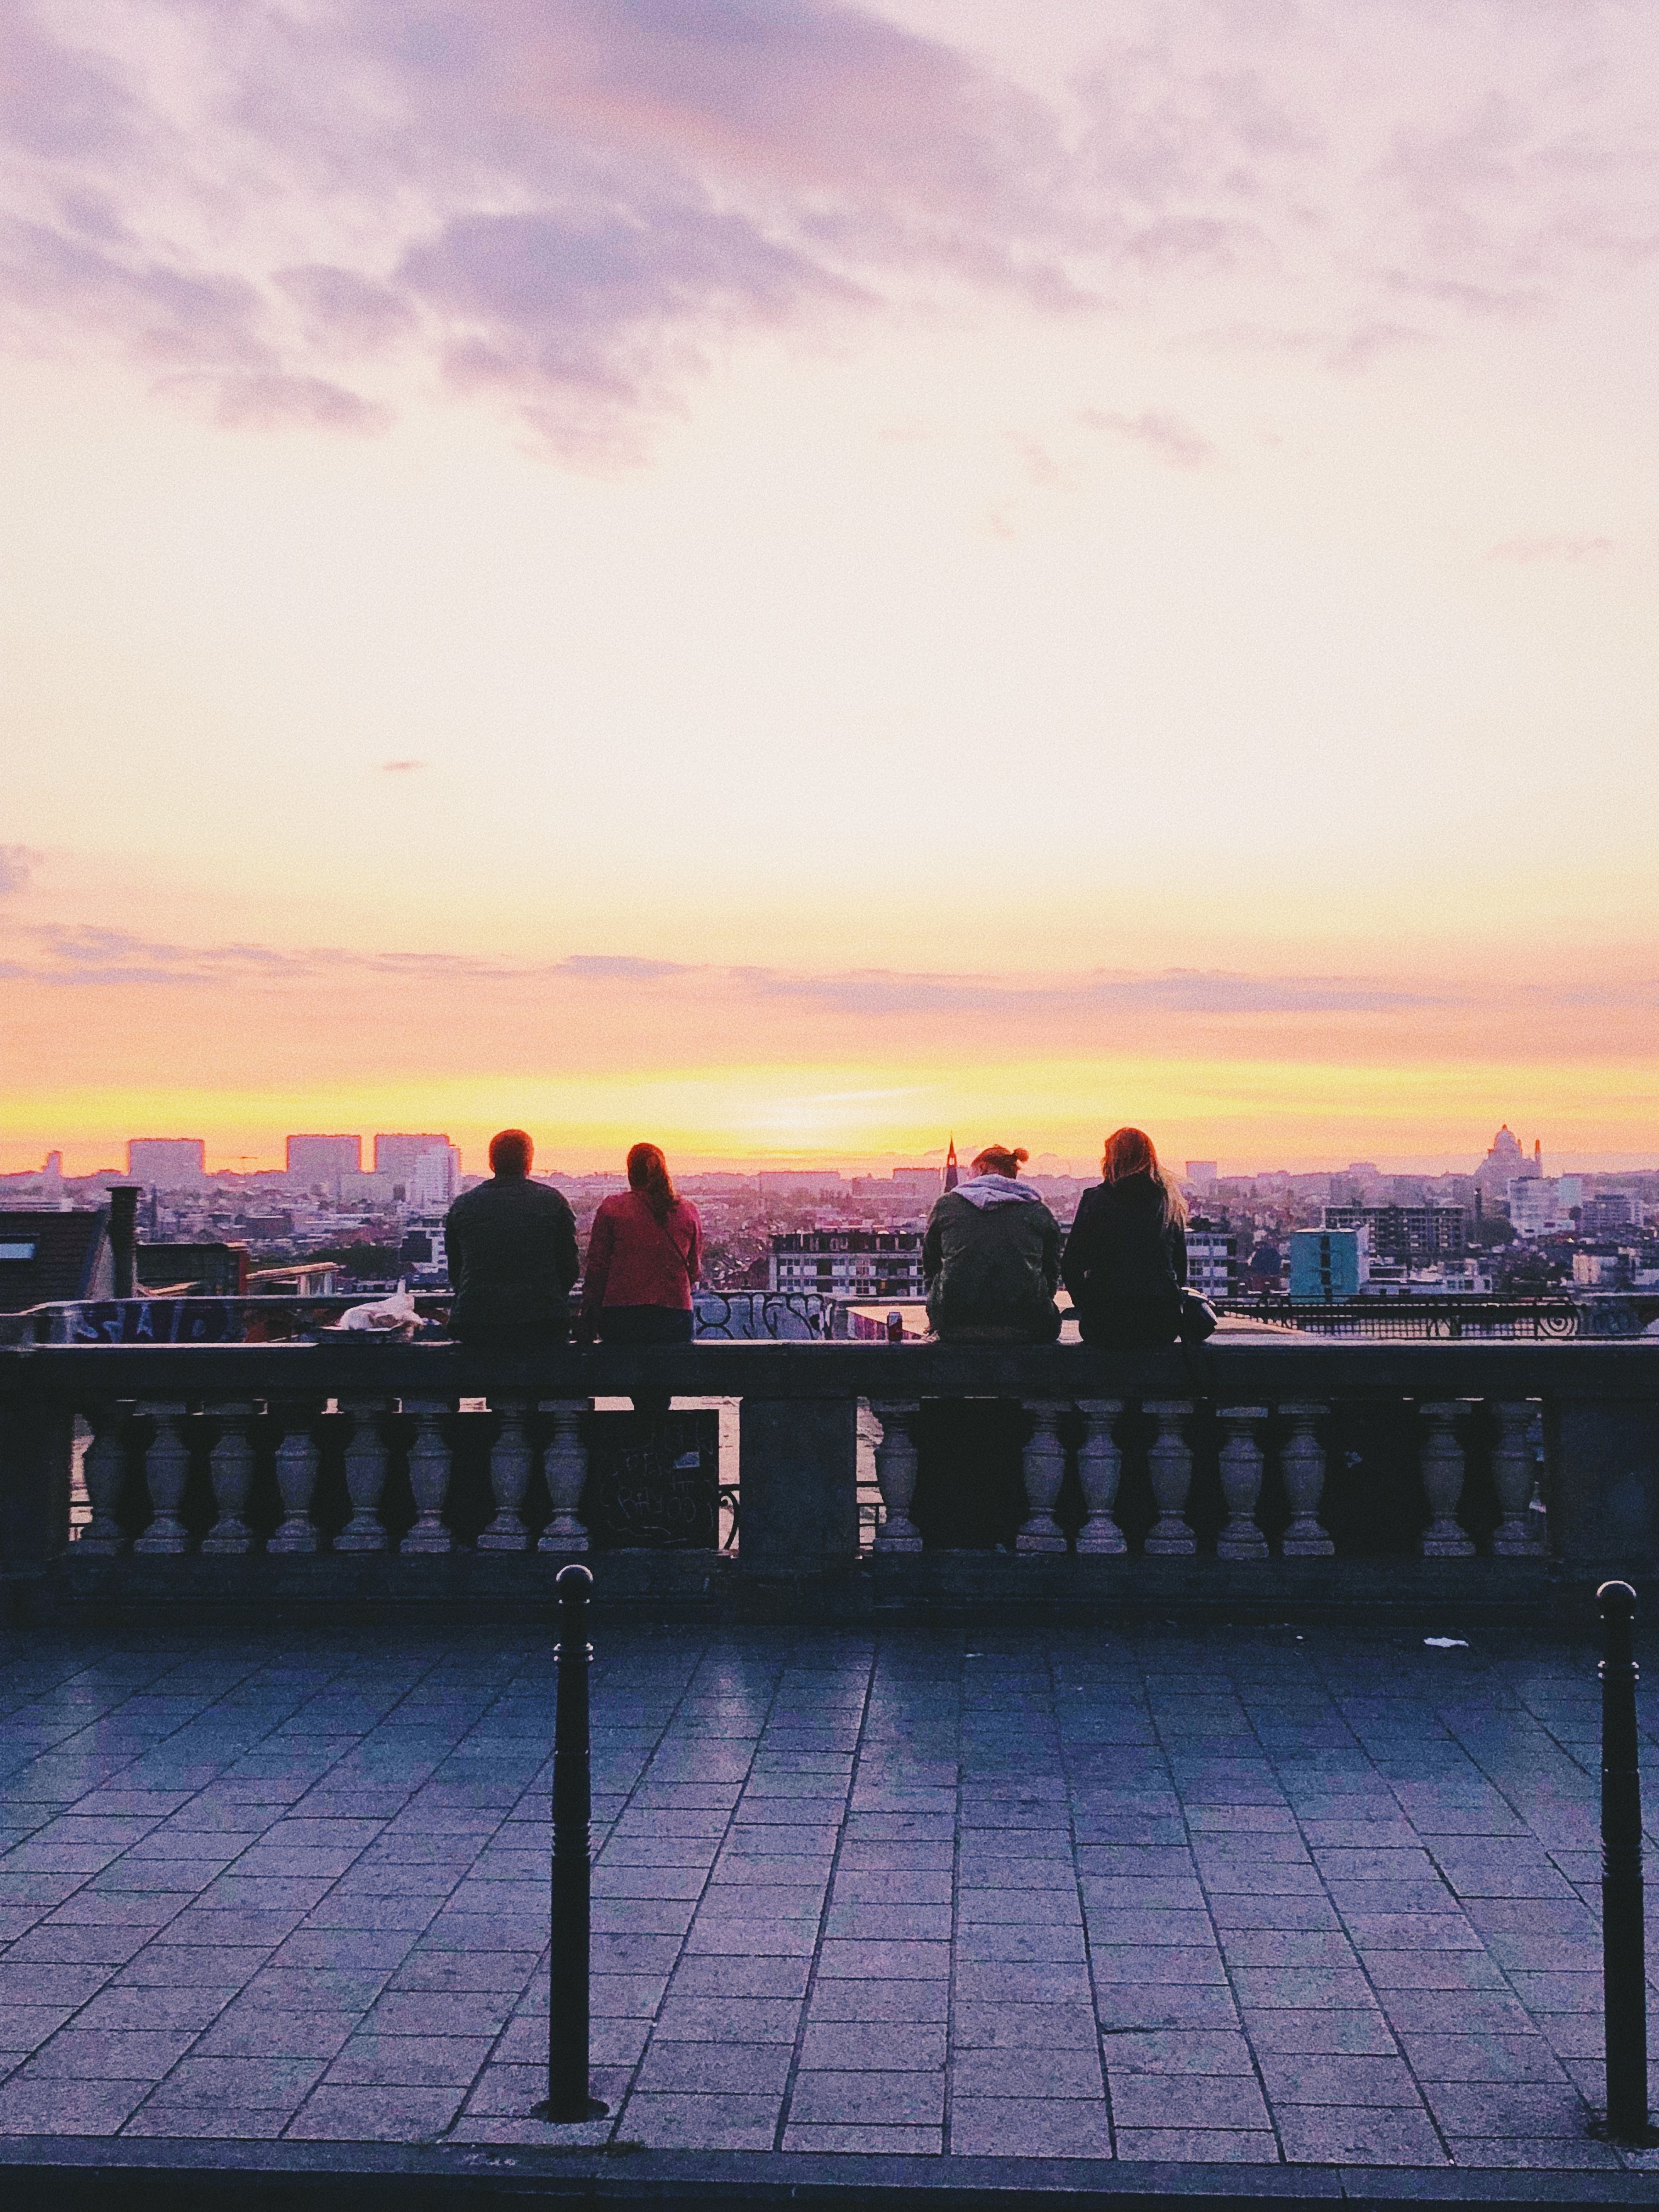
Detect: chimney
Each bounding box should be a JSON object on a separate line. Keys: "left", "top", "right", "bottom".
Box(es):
{"left": 109, "top": 1184, "right": 139, "bottom": 1298}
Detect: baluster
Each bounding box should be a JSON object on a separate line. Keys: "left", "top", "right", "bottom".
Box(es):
{"left": 268, "top": 1407, "right": 319, "bottom": 1554}
{"left": 1217, "top": 1405, "right": 1269, "bottom": 1561}
{"left": 1489, "top": 1400, "right": 1539, "bottom": 1556}
{"left": 1016, "top": 1401, "right": 1068, "bottom": 1554}
{"left": 1278, "top": 1402, "right": 1334, "bottom": 1556}
{"left": 335, "top": 1398, "right": 390, "bottom": 1552}
{"left": 1420, "top": 1399, "right": 1476, "bottom": 1558}
{"left": 201, "top": 1400, "right": 257, "bottom": 1554}
{"left": 78, "top": 1402, "right": 131, "bottom": 1555}
{"left": 1143, "top": 1400, "right": 1196, "bottom": 1555}
{"left": 1526, "top": 1408, "right": 1548, "bottom": 1547}
{"left": 479, "top": 1400, "right": 533, "bottom": 1551}
{"left": 400, "top": 1400, "right": 454, "bottom": 1554}
{"left": 537, "top": 1400, "right": 590, "bottom": 1554}
{"left": 132, "top": 1402, "right": 193, "bottom": 1555}
{"left": 870, "top": 1401, "right": 923, "bottom": 1553}
{"left": 1074, "top": 1398, "right": 1126, "bottom": 1555}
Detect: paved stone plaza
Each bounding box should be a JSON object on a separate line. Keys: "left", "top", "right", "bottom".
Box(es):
{"left": 2, "top": 1612, "right": 1657, "bottom": 2176}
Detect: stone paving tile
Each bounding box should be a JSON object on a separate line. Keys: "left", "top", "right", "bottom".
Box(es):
{"left": 4, "top": 1618, "right": 1657, "bottom": 2171}
{"left": 1114, "top": 2127, "right": 1282, "bottom": 2161}
{"left": 950, "top": 2098, "right": 1115, "bottom": 2158}
{"left": 1274, "top": 2106, "right": 1450, "bottom": 2164}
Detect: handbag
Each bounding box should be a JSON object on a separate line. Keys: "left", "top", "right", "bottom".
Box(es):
{"left": 1178, "top": 1289, "right": 1218, "bottom": 1343}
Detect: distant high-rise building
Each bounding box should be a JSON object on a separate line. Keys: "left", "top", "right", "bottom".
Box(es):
{"left": 1186, "top": 1161, "right": 1218, "bottom": 1190}
{"left": 1508, "top": 1177, "right": 1564, "bottom": 1238}
{"left": 285, "top": 1134, "right": 362, "bottom": 1185}
{"left": 408, "top": 1144, "right": 461, "bottom": 1209}
{"left": 127, "top": 1138, "right": 207, "bottom": 1188}
{"left": 757, "top": 1170, "right": 850, "bottom": 1198}
{"left": 1581, "top": 1193, "right": 1634, "bottom": 1236}
{"left": 1322, "top": 1204, "right": 1465, "bottom": 1260}
{"left": 374, "top": 1133, "right": 453, "bottom": 1180}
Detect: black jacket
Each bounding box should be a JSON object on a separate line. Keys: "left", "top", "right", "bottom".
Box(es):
{"left": 445, "top": 1175, "right": 579, "bottom": 1338}
{"left": 1060, "top": 1174, "right": 1186, "bottom": 1316}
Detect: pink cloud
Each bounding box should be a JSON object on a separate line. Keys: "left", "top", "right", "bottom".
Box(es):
{"left": 1, "top": 0, "right": 1657, "bottom": 453}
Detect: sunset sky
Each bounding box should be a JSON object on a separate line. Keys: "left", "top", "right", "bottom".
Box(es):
{"left": 3, "top": 0, "right": 1656, "bottom": 1176}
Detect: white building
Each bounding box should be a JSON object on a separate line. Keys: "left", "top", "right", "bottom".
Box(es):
{"left": 1408, "top": 1261, "right": 1493, "bottom": 1295}
{"left": 374, "top": 1132, "right": 453, "bottom": 1181}
{"left": 1186, "top": 1223, "right": 1237, "bottom": 1299}
{"left": 1508, "top": 1177, "right": 1573, "bottom": 1237}
{"left": 409, "top": 1144, "right": 462, "bottom": 1209}
{"left": 770, "top": 1231, "right": 924, "bottom": 1300}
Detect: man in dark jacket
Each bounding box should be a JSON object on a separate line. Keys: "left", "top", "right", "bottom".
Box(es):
{"left": 923, "top": 1143, "right": 1061, "bottom": 1342}
{"left": 445, "top": 1129, "right": 579, "bottom": 1345}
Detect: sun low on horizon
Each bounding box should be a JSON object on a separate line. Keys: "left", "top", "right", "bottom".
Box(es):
{"left": 2, "top": 0, "right": 1656, "bottom": 1177}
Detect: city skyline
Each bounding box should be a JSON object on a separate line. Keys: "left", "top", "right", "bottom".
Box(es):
{"left": 3, "top": 3, "right": 1656, "bottom": 1167}
{"left": 9, "top": 1122, "right": 1659, "bottom": 1186}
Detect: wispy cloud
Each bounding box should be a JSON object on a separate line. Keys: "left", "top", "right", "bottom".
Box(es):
{"left": 0, "top": 927, "right": 1491, "bottom": 1018}
{"left": 174, "top": 370, "right": 394, "bottom": 436}
{"left": 746, "top": 965, "right": 1446, "bottom": 1020}
{"left": 1080, "top": 405, "right": 1216, "bottom": 469}
{"left": 0, "top": 926, "right": 698, "bottom": 990}
{"left": 0, "top": 843, "right": 37, "bottom": 895}
{"left": 379, "top": 758, "right": 426, "bottom": 773}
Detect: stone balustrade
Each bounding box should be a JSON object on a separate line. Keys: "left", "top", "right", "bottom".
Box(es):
{"left": 2, "top": 1336, "right": 1656, "bottom": 1617}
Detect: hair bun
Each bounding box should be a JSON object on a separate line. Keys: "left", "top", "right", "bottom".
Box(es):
{"left": 1012, "top": 1147, "right": 1029, "bottom": 1163}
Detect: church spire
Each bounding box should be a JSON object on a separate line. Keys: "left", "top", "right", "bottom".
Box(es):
{"left": 944, "top": 1136, "right": 958, "bottom": 1192}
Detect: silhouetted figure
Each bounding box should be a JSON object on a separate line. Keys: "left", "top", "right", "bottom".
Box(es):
{"left": 582, "top": 1144, "right": 702, "bottom": 1414}
{"left": 1062, "top": 1126, "right": 1187, "bottom": 1348}
{"left": 923, "top": 1143, "right": 1060, "bottom": 1344}
{"left": 445, "top": 1128, "right": 578, "bottom": 1347}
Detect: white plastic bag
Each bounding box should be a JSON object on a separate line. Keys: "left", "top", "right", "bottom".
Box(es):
{"left": 336, "top": 1280, "right": 420, "bottom": 1338}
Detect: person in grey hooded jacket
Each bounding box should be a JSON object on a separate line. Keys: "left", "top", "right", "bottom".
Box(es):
{"left": 922, "top": 1144, "right": 1062, "bottom": 1342}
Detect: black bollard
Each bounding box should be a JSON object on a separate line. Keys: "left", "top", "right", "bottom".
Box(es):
{"left": 536, "top": 1562, "right": 608, "bottom": 2123}
{"left": 1598, "top": 1579, "right": 1649, "bottom": 2142}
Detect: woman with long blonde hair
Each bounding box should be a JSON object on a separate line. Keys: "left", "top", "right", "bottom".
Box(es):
{"left": 1060, "top": 1126, "right": 1188, "bottom": 1348}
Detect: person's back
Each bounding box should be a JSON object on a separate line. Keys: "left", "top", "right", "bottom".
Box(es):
{"left": 445, "top": 1129, "right": 579, "bottom": 1344}
{"left": 923, "top": 1144, "right": 1060, "bottom": 1344}
{"left": 1061, "top": 1127, "right": 1186, "bottom": 1348}
{"left": 583, "top": 1188, "right": 701, "bottom": 1323}
{"left": 582, "top": 1144, "right": 701, "bottom": 1415}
